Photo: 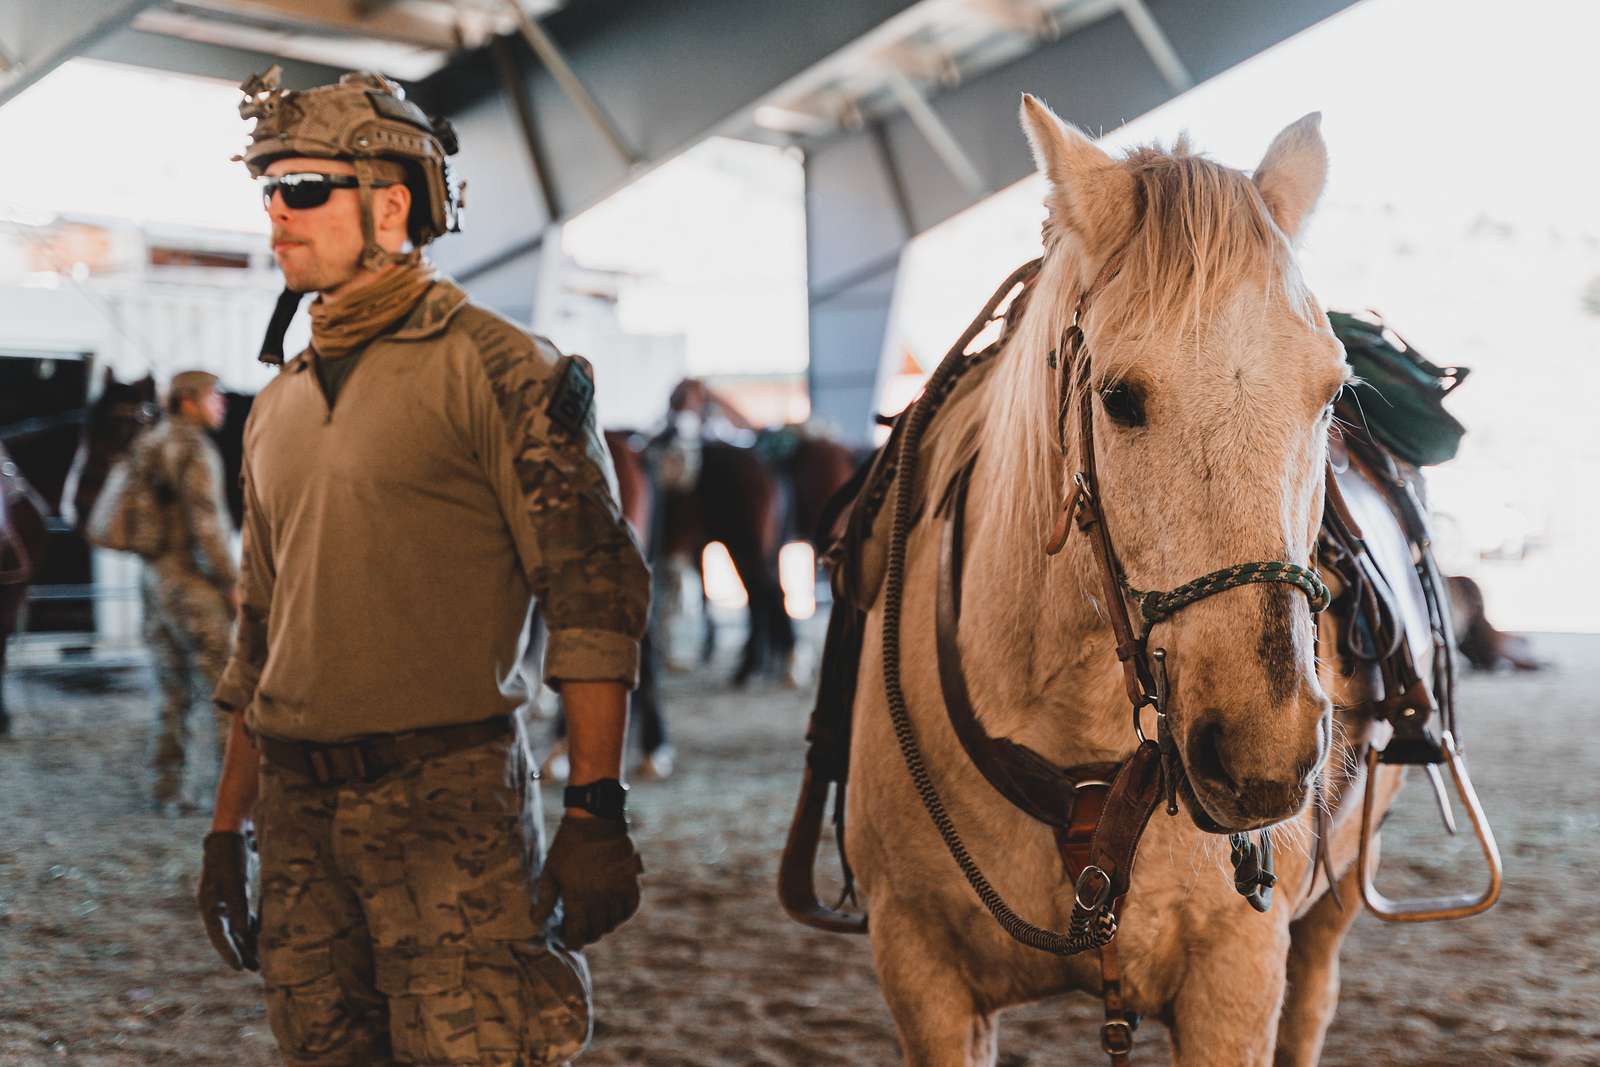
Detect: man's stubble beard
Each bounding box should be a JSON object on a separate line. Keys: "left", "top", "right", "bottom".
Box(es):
{"left": 277, "top": 246, "right": 362, "bottom": 296}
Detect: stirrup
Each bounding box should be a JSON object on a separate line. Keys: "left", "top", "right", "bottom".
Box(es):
{"left": 1357, "top": 731, "right": 1502, "bottom": 922}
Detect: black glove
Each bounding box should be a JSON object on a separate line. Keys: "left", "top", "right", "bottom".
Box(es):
{"left": 198, "top": 831, "right": 259, "bottom": 972}
{"left": 531, "top": 816, "right": 643, "bottom": 949}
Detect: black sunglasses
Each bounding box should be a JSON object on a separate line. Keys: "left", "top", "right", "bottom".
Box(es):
{"left": 259, "top": 172, "right": 395, "bottom": 210}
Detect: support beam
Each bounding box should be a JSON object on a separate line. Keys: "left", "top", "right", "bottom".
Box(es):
{"left": 804, "top": 0, "right": 1357, "bottom": 442}
{"left": 0, "top": 0, "right": 156, "bottom": 110}
{"left": 168, "top": 0, "right": 473, "bottom": 52}
{"left": 83, "top": 25, "right": 344, "bottom": 88}
{"left": 885, "top": 69, "right": 987, "bottom": 197}
{"left": 501, "top": 0, "right": 637, "bottom": 167}
{"left": 1117, "top": 0, "right": 1193, "bottom": 92}
{"left": 417, "top": 0, "right": 926, "bottom": 286}
{"left": 489, "top": 33, "right": 560, "bottom": 221}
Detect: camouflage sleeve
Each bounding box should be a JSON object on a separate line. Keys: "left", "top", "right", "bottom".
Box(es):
{"left": 178, "top": 435, "right": 238, "bottom": 590}
{"left": 467, "top": 315, "right": 650, "bottom": 688}
{"left": 213, "top": 448, "right": 272, "bottom": 715}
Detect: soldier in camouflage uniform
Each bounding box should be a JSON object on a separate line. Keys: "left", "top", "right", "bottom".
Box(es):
{"left": 197, "top": 69, "right": 650, "bottom": 1066}
{"left": 141, "top": 369, "right": 236, "bottom": 812}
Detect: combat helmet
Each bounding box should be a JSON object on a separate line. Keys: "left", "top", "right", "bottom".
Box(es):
{"left": 237, "top": 66, "right": 464, "bottom": 270}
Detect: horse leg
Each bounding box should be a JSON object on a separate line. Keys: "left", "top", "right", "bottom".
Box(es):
{"left": 1169, "top": 916, "right": 1291, "bottom": 1066}
{"left": 870, "top": 904, "right": 1000, "bottom": 1067}
{"left": 0, "top": 630, "right": 11, "bottom": 737}
{"left": 1274, "top": 844, "right": 1367, "bottom": 1066}
{"left": 727, "top": 545, "right": 774, "bottom": 686}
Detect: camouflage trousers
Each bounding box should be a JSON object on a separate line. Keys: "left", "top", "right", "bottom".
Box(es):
{"left": 141, "top": 564, "right": 231, "bottom": 803}
{"left": 255, "top": 735, "right": 592, "bottom": 1066}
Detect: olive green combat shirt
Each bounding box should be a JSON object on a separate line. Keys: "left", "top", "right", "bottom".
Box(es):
{"left": 213, "top": 279, "right": 650, "bottom": 743}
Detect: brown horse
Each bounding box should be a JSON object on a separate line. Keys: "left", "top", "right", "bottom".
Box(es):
{"left": 656, "top": 381, "right": 865, "bottom": 685}
{"left": 0, "top": 367, "right": 156, "bottom": 734}
{"left": 66, "top": 371, "right": 160, "bottom": 531}
{"left": 656, "top": 432, "right": 795, "bottom": 686}
{"left": 0, "top": 443, "right": 50, "bottom": 735}
{"left": 1447, "top": 575, "right": 1543, "bottom": 671}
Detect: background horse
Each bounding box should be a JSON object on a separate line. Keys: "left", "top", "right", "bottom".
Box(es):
{"left": 0, "top": 368, "right": 156, "bottom": 735}
{"left": 1448, "top": 574, "right": 1543, "bottom": 672}
{"left": 0, "top": 443, "right": 50, "bottom": 736}
{"left": 841, "top": 102, "right": 1440, "bottom": 1065}
{"left": 657, "top": 433, "right": 795, "bottom": 686}
{"left": 655, "top": 381, "right": 863, "bottom": 685}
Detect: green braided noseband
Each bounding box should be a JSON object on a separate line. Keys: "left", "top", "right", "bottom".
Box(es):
{"left": 1124, "top": 560, "right": 1331, "bottom": 629}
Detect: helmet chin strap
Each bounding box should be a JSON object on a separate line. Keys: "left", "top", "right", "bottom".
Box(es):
{"left": 354, "top": 158, "right": 402, "bottom": 272}
{"left": 259, "top": 287, "right": 306, "bottom": 366}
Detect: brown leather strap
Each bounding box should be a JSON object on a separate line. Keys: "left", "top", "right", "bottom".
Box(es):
{"left": 1087, "top": 740, "right": 1166, "bottom": 901}
{"left": 257, "top": 715, "right": 514, "bottom": 785}
{"left": 1099, "top": 936, "right": 1135, "bottom": 1064}
{"left": 935, "top": 459, "right": 1115, "bottom": 829}
{"left": 1076, "top": 378, "right": 1154, "bottom": 712}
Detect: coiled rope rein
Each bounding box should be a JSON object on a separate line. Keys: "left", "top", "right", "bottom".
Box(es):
{"left": 1124, "top": 561, "right": 1331, "bottom": 629}
{"left": 881, "top": 263, "right": 1116, "bottom": 956}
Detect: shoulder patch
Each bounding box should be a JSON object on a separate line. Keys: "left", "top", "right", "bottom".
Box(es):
{"left": 547, "top": 355, "right": 595, "bottom": 435}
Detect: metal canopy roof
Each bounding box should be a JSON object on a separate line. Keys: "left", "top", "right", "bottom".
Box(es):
{"left": 0, "top": 0, "right": 562, "bottom": 107}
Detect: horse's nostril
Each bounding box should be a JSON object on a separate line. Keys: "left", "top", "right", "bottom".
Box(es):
{"left": 1186, "top": 713, "right": 1235, "bottom": 792}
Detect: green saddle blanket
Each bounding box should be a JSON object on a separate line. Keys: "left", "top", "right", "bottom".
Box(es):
{"left": 1329, "top": 311, "right": 1469, "bottom": 467}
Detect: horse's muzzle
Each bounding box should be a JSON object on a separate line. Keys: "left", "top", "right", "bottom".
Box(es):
{"left": 1180, "top": 712, "right": 1325, "bottom": 831}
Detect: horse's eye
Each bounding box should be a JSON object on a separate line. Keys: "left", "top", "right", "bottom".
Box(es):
{"left": 1100, "top": 382, "right": 1145, "bottom": 428}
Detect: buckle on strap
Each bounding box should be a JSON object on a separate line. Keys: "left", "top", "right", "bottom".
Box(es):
{"left": 1100, "top": 1018, "right": 1135, "bottom": 1056}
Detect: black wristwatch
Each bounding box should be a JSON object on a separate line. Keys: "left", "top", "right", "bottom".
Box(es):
{"left": 563, "top": 778, "right": 628, "bottom": 821}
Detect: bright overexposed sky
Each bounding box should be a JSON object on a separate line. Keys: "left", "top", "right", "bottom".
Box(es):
{"left": 894, "top": 0, "right": 1600, "bottom": 630}
{"left": 0, "top": 60, "right": 262, "bottom": 233}
{"left": 563, "top": 137, "right": 808, "bottom": 376}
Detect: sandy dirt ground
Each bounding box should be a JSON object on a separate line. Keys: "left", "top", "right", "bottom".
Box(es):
{"left": 1, "top": 630, "right": 1597, "bottom": 1066}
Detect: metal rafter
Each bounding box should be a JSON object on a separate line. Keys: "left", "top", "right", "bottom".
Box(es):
{"left": 0, "top": 0, "right": 158, "bottom": 110}
{"left": 500, "top": 0, "right": 637, "bottom": 167}
{"left": 165, "top": 0, "right": 477, "bottom": 51}
{"left": 1117, "top": 0, "right": 1193, "bottom": 92}
{"left": 884, "top": 68, "right": 987, "bottom": 197}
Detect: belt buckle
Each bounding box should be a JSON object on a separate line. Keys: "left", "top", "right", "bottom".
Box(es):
{"left": 307, "top": 748, "right": 334, "bottom": 785}
{"left": 348, "top": 742, "right": 371, "bottom": 782}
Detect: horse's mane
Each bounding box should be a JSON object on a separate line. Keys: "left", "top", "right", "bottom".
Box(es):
{"left": 925, "top": 139, "right": 1318, "bottom": 592}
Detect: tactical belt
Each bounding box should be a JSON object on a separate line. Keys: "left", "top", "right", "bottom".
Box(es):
{"left": 257, "top": 715, "right": 514, "bottom": 786}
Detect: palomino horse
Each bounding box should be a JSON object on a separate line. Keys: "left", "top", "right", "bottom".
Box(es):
{"left": 805, "top": 101, "right": 1495, "bottom": 1065}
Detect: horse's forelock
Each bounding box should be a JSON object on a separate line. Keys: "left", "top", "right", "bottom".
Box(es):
{"left": 971, "top": 141, "right": 1321, "bottom": 590}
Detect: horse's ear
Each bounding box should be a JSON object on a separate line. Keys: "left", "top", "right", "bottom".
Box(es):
{"left": 1252, "top": 112, "right": 1328, "bottom": 243}
{"left": 1019, "top": 94, "right": 1134, "bottom": 256}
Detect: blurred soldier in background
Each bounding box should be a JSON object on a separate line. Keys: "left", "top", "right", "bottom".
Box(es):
{"left": 141, "top": 369, "right": 235, "bottom": 814}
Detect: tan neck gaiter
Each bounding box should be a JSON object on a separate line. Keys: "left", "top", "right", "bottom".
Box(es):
{"left": 308, "top": 252, "right": 438, "bottom": 360}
